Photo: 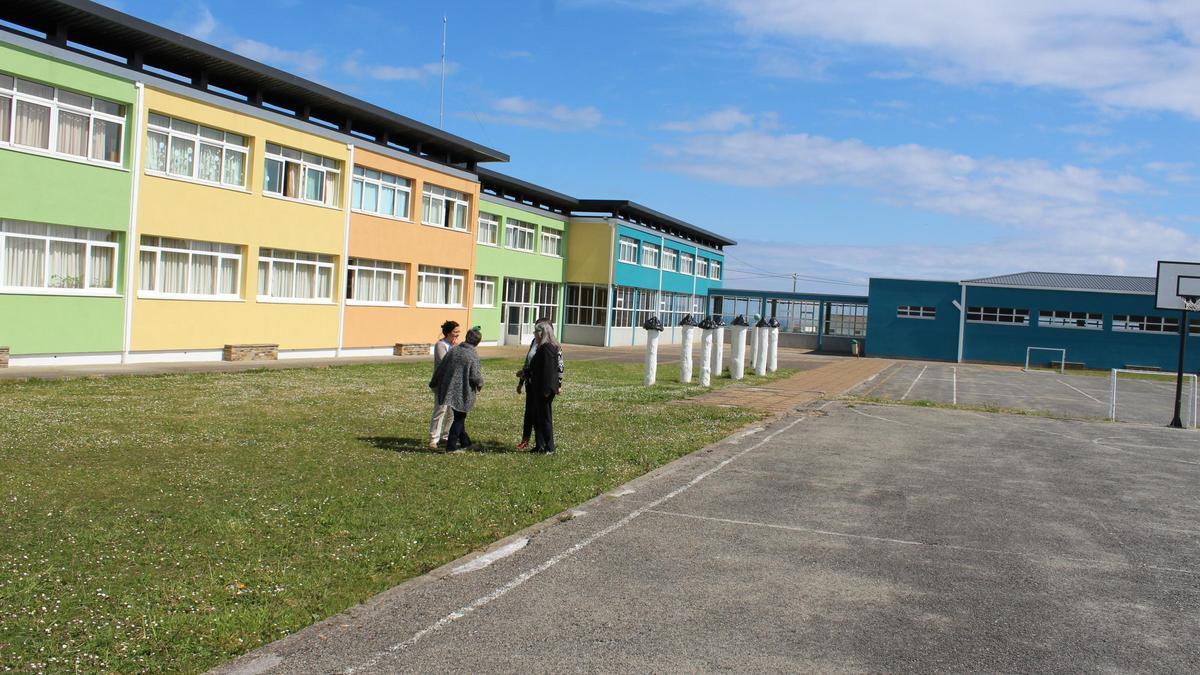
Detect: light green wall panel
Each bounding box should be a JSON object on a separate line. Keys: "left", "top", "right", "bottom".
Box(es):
{"left": 0, "top": 295, "right": 125, "bottom": 355}
{"left": 475, "top": 199, "right": 569, "bottom": 331}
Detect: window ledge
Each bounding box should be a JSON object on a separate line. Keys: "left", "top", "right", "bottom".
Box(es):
{"left": 256, "top": 296, "right": 336, "bottom": 305}
{"left": 346, "top": 300, "right": 408, "bottom": 307}
{"left": 262, "top": 192, "right": 342, "bottom": 211}
{"left": 477, "top": 241, "right": 499, "bottom": 248}
{"left": 138, "top": 292, "right": 243, "bottom": 302}
{"left": 0, "top": 287, "right": 121, "bottom": 298}
{"left": 504, "top": 246, "right": 536, "bottom": 254}
{"left": 0, "top": 142, "right": 128, "bottom": 172}
{"left": 420, "top": 222, "right": 471, "bottom": 234}
{"left": 144, "top": 171, "right": 250, "bottom": 194}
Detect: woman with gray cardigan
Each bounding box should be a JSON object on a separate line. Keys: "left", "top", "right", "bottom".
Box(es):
{"left": 429, "top": 327, "right": 484, "bottom": 451}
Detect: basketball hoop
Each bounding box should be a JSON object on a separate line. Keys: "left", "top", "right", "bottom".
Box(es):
{"left": 1183, "top": 295, "right": 1200, "bottom": 312}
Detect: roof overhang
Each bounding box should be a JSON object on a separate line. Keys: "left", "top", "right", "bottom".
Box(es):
{"left": 575, "top": 199, "right": 736, "bottom": 249}
{"left": 476, "top": 167, "right": 578, "bottom": 216}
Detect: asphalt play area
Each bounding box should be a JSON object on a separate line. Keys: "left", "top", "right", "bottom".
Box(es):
{"left": 218, "top": 399, "right": 1200, "bottom": 673}
{"left": 852, "top": 361, "right": 1198, "bottom": 428}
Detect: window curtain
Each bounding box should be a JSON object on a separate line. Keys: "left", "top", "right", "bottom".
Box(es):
{"left": 396, "top": 190, "right": 410, "bottom": 219}
{"left": 264, "top": 158, "right": 282, "bottom": 194}
{"left": 453, "top": 202, "right": 468, "bottom": 230}
{"left": 138, "top": 250, "right": 156, "bottom": 291}
{"left": 371, "top": 270, "right": 388, "bottom": 301}
{"left": 420, "top": 274, "right": 438, "bottom": 304}
{"left": 88, "top": 247, "right": 114, "bottom": 289}
{"left": 324, "top": 172, "right": 339, "bottom": 207}
{"left": 161, "top": 251, "right": 188, "bottom": 294}
{"left": 351, "top": 180, "right": 364, "bottom": 210}
{"left": 169, "top": 136, "right": 195, "bottom": 177}
{"left": 284, "top": 162, "right": 302, "bottom": 198}
{"left": 271, "top": 261, "right": 295, "bottom": 297}
{"left": 91, "top": 119, "right": 121, "bottom": 163}
{"left": 223, "top": 149, "right": 246, "bottom": 187}
{"left": 55, "top": 111, "right": 89, "bottom": 157}
{"left": 390, "top": 274, "right": 404, "bottom": 303}
{"left": 317, "top": 266, "right": 333, "bottom": 299}
{"left": 257, "top": 260, "right": 270, "bottom": 296}
{"left": 362, "top": 182, "right": 378, "bottom": 212}
{"left": 198, "top": 143, "right": 223, "bottom": 183}
{"left": 145, "top": 131, "right": 167, "bottom": 172}
{"left": 191, "top": 253, "right": 217, "bottom": 295}
{"left": 14, "top": 100, "right": 50, "bottom": 149}
{"left": 304, "top": 168, "right": 324, "bottom": 203}
{"left": 4, "top": 236, "right": 44, "bottom": 287}
{"left": 294, "top": 263, "right": 316, "bottom": 298}
{"left": 354, "top": 269, "right": 374, "bottom": 301}
{"left": 379, "top": 186, "right": 395, "bottom": 216}
{"left": 0, "top": 95, "right": 11, "bottom": 143}
{"left": 218, "top": 259, "right": 238, "bottom": 295}
{"left": 48, "top": 241, "right": 85, "bottom": 288}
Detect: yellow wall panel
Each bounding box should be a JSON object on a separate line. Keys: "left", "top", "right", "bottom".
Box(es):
{"left": 565, "top": 219, "right": 613, "bottom": 284}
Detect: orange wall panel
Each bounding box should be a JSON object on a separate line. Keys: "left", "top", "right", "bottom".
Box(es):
{"left": 343, "top": 305, "right": 471, "bottom": 348}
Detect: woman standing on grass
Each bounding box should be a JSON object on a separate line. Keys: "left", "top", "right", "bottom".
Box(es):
{"left": 428, "top": 320, "right": 460, "bottom": 448}
{"left": 525, "top": 320, "right": 563, "bottom": 454}
{"left": 430, "top": 327, "right": 484, "bottom": 452}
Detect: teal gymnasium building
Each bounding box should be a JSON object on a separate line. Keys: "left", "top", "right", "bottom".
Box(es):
{"left": 709, "top": 271, "right": 1200, "bottom": 372}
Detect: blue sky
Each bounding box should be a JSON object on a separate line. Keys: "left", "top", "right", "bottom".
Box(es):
{"left": 100, "top": 0, "right": 1200, "bottom": 293}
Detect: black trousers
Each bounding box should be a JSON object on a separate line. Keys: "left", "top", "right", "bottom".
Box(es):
{"left": 522, "top": 386, "right": 536, "bottom": 440}
{"left": 446, "top": 409, "right": 472, "bottom": 451}
{"left": 533, "top": 392, "right": 555, "bottom": 452}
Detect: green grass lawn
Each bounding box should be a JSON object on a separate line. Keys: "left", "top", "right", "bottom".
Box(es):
{"left": 0, "top": 358, "right": 789, "bottom": 672}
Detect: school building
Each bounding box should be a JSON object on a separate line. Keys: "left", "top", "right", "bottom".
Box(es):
{"left": 0, "top": 0, "right": 732, "bottom": 366}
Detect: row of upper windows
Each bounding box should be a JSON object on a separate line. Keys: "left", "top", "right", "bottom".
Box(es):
{"left": 476, "top": 211, "right": 563, "bottom": 257}
{"left": 964, "top": 306, "right": 1200, "bottom": 334}
{"left": 0, "top": 72, "right": 126, "bottom": 166}
{"left": 617, "top": 236, "right": 722, "bottom": 280}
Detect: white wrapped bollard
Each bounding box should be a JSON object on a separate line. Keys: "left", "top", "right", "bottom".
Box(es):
{"left": 642, "top": 317, "right": 665, "bottom": 386}
{"left": 754, "top": 319, "right": 769, "bottom": 376}
{"left": 699, "top": 319, "right": 715, "bottom": 387}
{"left": 767, "top": 318, "right": 779, "bottom": 373}
{"left": 710, "top": 321, "right": 725, "bottom": 379}
{"left": 729, "top": 316, "right": 749, "bottom": 380}
{"left": 749, "top": 316, "right": 762, "bottom": 371}
{"left": 679, "top": 317, "right": 696, "bottom": 384}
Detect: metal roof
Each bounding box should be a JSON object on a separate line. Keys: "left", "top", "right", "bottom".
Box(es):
{"left": 575, "top": 199, "right": 736, "bottom": 249}
{"left": 963, "top": 271, "right": 1155, "bottom": 294}
{"left": 0, "top": 0, "right": 509, "bottom": 168}
{"left": 476, "top": 168, "right": 578, "bottom": 216}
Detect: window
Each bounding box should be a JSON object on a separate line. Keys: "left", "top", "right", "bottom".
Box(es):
{"left": 679, "top": 252, "right": 694, "bottom": 276}
{"left": 776, "top": 300, "right": 819, "bottom": 333}
{"left": 421, "top": 184, "right": 469, "bottom": 230}
{"left": 714, "top": 295, "right": 753, "bottom": 326}
{"left": 473, "top": 275, "right": 496, "bottom": 307}
{"left": 618, "top": 236, "right": 638, "bottom": 264}
{"left": 661, "top": 248, "right": 677, "bottom": 272}
{"left": 826, "top": 303, "right": 868, "bottom": 337}
{"left": 0, "top": 72, "right": 125, "bottom": 165}
{"left": 566, "top": 283, "right": 609, "bottom": 326}
{"left": 1112, "top": 314, "right": 1178, "bottom": 334}
{"left": 898, "top": 305, "right": 936, "bottom": 319}
{"left": 541, "top": 230, "right": 563, "bottom": 257}
{"left": 967, "top": 306, "right": 1030, "bottom": 325}
{"left": 477, "top": 213, "right": 499, "bottom": 245}
{"left": 0, "top": 219, "right": 118, "bottom": 294}
{"left": 503, "top": 279, "right": 559, "bottom": 321}
{"left": 138, "top": 236, "right": 241, "bottom": 299}
{"left": 346, "top": 257, "right": 407, "bottom": 305}
{"left": 263, "top": 143, "right": 340, "bottom": 207}
{"left": 709, "top": 260, "right": 721, "bottom": 280}
{"left": 641, "top": 243, "right": 659, "bottom": 268}
{"left": 611, "top": 286, "right": 636, "bottom": 327}
{"left": 417, "top": 265, "right": 465, "bottom": 306}
{"left": 1039, "top": 310, "right": 1102, "bottom": 330}
{"left": 696, "top": 257, "right": 709, "bottom": 278}
{"left": 256, "top": 248, "right": 335, "bottom": 302}
{"left": 145, "top": 113, "right": 247, "bottom": 188}
{"left": 351, "top": 166, "right": 411, "bottom": 219}
{"left": 504, "top": 218, "right": 536, "bottom": 252}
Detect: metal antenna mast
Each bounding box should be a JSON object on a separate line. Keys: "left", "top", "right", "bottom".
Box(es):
{"left": 439, "top": 15, "right": 447, "bottom": 128}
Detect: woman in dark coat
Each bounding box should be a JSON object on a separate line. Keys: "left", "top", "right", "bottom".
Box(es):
{"left": 525, "top": 320, "right": 563, "bottom": 454}
{"left": 429, "top": 327, "right": 484, "bottom": 451}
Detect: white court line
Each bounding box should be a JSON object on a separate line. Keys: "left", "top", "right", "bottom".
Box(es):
{"left": 646, "top": 509, "right": 1200, "bottom": 577}
{"left": 901, "top": 365, "right": 928, "bottom": 401}
{"left": 1055, "top": 379, "right": 1104, "bottom": 404}
{"left": 342, "top": 408, "right": 824, "bottom": 673}
{"left": 952, "top": 367, "right": 958, "bottom": 405}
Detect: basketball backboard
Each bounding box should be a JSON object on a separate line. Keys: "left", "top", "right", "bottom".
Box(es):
{"left": 1156, "top": 260, "right": 1200, "bottom": 310}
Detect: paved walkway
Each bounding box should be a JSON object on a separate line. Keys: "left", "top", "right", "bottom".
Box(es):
{"left": 687, "top": 357, "right": 893, "bottom": 414}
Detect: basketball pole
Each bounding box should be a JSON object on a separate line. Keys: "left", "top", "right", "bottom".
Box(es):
{"left": 1170, "top": 306, "right": 1188, "bottom": 428}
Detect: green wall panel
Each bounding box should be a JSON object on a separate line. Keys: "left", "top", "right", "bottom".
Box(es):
{"left": 0, "top": 295, "right": 125, "bottom": 355}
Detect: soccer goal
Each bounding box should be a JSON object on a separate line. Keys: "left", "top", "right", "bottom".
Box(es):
{"left": 1109, "top": 369, "right": 1198, "bottom": 428}
{"left": 1024, "top": 347, "right": 1066, "bottom": 374}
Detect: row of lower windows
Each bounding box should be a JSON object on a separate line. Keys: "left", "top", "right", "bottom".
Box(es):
{"left": 477, "top": 212, "right": 562, "bottom": 257}
{"left": 711, "top": 297, "right": 865, "bottom": 337}
{"left": 617, "top": 236, "right": 721, "bottom": 280}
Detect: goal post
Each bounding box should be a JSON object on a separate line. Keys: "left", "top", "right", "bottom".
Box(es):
{"left": 1110, "top": 368, "right": 1198, "bottom": 429}
{"left": 1025, "top": 347, "right": 1066, "bottom": 374}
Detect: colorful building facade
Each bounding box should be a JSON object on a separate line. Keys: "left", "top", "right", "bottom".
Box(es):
{"left": 0, "top": 2, "right": 732, "bottom": 366}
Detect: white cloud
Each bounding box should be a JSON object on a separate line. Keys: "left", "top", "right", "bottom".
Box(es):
{"left": 343, "top": 52, "right": 454, "bottom": 81}
{"left": 706, "top": 0, "right": 1200, "bottom": 118}
{"left": 186, "top": 6, "right": 324, "bottom": 76}
{"left": 477, "top": 96, "right": 604, "bottom": 131}
{"left": 661, "top": 106, "right": 755, "bottom": 132}
{"left": 657, "top": 129, "right": 1200, "bottom": 280}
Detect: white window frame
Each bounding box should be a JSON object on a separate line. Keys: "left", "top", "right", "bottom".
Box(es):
{"left": 825, "top": 302, "right": 869, "bottom": 337}
{"left": 897, "top": 305, "right": 936, "bottom": 319}
{"left": 709, "top": 260, "right": 721, "bottom": 280}
{"left": 350, "top": 165, "right": 412, "bottom": 221}
{"left": 1038, "top": 309, "right": 1102, "bottom": 330}
{"left": 0, "top": 220, "right": 119, "bottom": 296}
{"left": 540, "top": 229, "right": 563, "bottom": 257}
{"left": 641, "top": 242, "right": 660, "bottom": 268}
{"left": 421, "top": 184, "right": 470, "bottom": 231}
{"left": 417, "top": 265, "right": 466, "bottom": 307}
{"left": 565, "top": 283, "right": 609, "bottom": 326}
{"left": 696, "top": 257, "right": 709, "bottom": 278}
{"left": 504, "top": 218, "right": 536, "bottom": 252}
{"left": 346, "top": 257, "right": 408, "bottom": 306}
{"left": 679, "top": 252, "right": 694, "bottom": 276}
{"left": 618, "top": 237, "right": 639, "bottom": 264}
{"left": 256, "top": 248, "right": 336, "bottom": 304}
{"left": 138, "top": 236, "right": 242, "bottom": 301}
{"left": 144, "top": 112, "right": 249, "bottom": 190}
{"left": 477, "top": 212, "right": 500, "bottom": 246}
{"left": 661, "top": 248, "right": 677, "bottom": 272}
{"left": 262, "top": 143, "right": 341, "bottom": 208}
{"left": 473, "top": 275, "right": 497, "bottom": 307}
{"left": 966, "top": 306, "right": 1030, "bottom": 326}
{"left": 0, "top": 72, "right": 126, "bottom": 168}
{"left": 1112, "top": 314, "right": 1178, "bottom": 334}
